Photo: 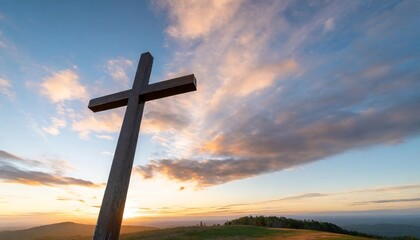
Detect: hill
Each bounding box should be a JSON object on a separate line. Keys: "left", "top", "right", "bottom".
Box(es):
{"left": 122, "top": 225, "right": 375, "bottom": 240}
{"left": 226, "top": 215, "right": 380, "bottom": 238}
{"left": 1, "top": 220, "right": 417, "bottom": 240}
{"left": 0, "top": 223, "right": 376, "bottom": 240}
{"left": 0, "top": 222, "right": 155, "bottom": 240}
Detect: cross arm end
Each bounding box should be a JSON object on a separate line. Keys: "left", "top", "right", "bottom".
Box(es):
{"left": 142, "top": 74, "right": 197, "bottom": 101}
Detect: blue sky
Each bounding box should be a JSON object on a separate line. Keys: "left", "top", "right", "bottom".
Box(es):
{"left": 0, "top": 0, "right": 419, "bottom": 227}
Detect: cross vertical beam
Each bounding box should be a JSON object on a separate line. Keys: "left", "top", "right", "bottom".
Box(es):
{"left": 93, "top": 53, "right": 152, "bottom": 240}
{"left": 90, "top": 52, "right": 196, "bottom": 240}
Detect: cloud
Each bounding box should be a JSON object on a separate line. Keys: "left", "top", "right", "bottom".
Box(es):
{"left": 96, "top": 134, "right": 114, "bottom": 140}
{"left": 71, "top": 112, "right": 123, "bottom": 139}
{"left": 136, "top": 184, "right": 420, "bottom": 216}
{"left": 0, "top": 150, "right": 22, "bottom": 161}
{"left": 0, "top": 150, "right": 44, "bottom": 167}
{"left": 0, "top": 149, "right": 99, "bottom": 187}
{"left": 278, "top": 193, "right": 329, "bottom": 201}
{"left": 0, "top": 30, "right": 8, "bottom": 48}
{"left": 0, "top": 164, "right": 97, "bottom": 187}
{"left": 40, "top": 69, "right": 87, "bottom": 103}
{"left": 137, "top": 99, "right": 420, "bottom": 187}
{"left": 324, "top": 17, "right": 335, "bottom": 32}
{"left": 101, "top": 151, "right": 113, "bottom": 156}
{"left": 362, "top": 65, "right": 389, "bottom": 79}
{"left": 136, "top": 1, "right": 420, "bottom": 188}
{"left": 0, "top": 78, "right": 15, "bottom": 98}
{"left": 352, "top": 184, "right": 420, "bottom": 194}
{"left": 136, "top": 158, "right": 281, "bottom": 187}
{"left": 106, "top": 58, "right": 133, "bottom": 85}
{"left": 159, "top": 0, "right": 243, "bottom": 39}
{"left": 218, "top": 60, "right": 299, "bottom": 98}
{"left": 352, "top": 198, "right": 420, "bottom": 206}
{"left": 57, "top": 197, "right": 86, "bottom": 203}
{"left": 143, "top": 110, "right": 191, "bottom": 133}
{"left": 42, "top": 117, "right": 66, "bottom": 135}
{"left": 36, "top": 69, "right": 88, "bottom": 137}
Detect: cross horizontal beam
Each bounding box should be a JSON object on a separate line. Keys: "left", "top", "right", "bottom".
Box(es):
{"left": 88, "top": 74, "right": 196, "bottom": 112}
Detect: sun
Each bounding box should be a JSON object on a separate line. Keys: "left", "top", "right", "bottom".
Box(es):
{"left": 123, "top": 207, "right": 139, "bottom": 220}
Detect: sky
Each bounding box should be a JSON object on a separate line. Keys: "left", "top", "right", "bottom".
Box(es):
{"left": 0, "top": 0, "right": 420, "bottom": 229}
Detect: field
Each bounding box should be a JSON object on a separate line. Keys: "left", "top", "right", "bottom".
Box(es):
{"left": 0, "top": 223, "right": 377, "bottom": 240}
{"left": 121, "top": 225, "right": 375, "bottom": 240}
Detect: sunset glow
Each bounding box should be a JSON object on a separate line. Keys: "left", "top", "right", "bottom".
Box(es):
{"left": 0, "top": 0, "right": 419, "bottom": 229}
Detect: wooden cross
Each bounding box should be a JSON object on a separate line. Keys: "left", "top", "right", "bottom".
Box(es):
{"left": 88, "top": 52, "right": 196, "bottom": 240}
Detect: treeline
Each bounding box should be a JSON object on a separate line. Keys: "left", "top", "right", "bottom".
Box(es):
{"left": 225, "top": 216, "right": 381, "bottom": 239}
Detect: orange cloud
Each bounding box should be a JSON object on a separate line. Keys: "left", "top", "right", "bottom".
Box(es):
{"left": 235, "top": 60, "right": 299, "bottom": 96}
{"left": 136, "top": 1, "right": 420, "bottom": 189}
{"left": 40, "top": 69, "right": 87, "bottom": 103}
{"left": 161, "top": 0, "right": 242, "bottom": 39}
{"left": 201, "top": 135, "right": 224, "bottom": 154}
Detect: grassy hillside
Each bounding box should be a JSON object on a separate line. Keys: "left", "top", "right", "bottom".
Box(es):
{"left": 0, "top": 223, "right": 376, "bottom": 240}
{"left": 0, "top": 222, "right": 155, "bottom": 240}
{"left": 122, "top": 225, "right": 375, "bottom": 240}
{"left": 226, "top": 215, "right": 380, "bottom": 238}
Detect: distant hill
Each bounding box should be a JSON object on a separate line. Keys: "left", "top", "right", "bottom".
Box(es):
{"left": 0, "top": 222, "right": 155, "bottom": 240}
{"left": 345, "top": 224, "right": 420, "bottom": 238}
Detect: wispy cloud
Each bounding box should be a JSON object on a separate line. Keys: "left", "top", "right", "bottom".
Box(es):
{"left": 42, "top": 117, "right": 66, "bottom": 136}
{"left": 352, "top": 198, "right": 420, "bottom": 206}
{"left": 135, "top": 1, "right": 420, "bottom": 188}
{"left": 0, "top": 30, "right": 9, "bottom": 49}
{"left": 71, "top": 112, "right": 123, "bottom": 139}
{"left": 136, "top": 184, "right": 420, "bottom": 216}
{"left": 0, "top": 150, "right": 43, "bottom": 167}
{"left": 96, "top": 134, "right": 114, "bottom": 140}
{"left": 0, "top": 164, "right": 97, "bottom": 187}
{"left": 324, "top": 17, "right": 335, "bottom": 32}
{"left": 101, "top": 151, "right": 113, "bottom": 157}
{"left": 0, "top": 150, "right": 99, "bottom": 187}
{"left": 106, "top": 58, "right": 133, "bottom": 86}
{"left": 57, "top": 197, "right": 86, "bottom": 203}
{"left": 0, "top": 78, "right": 15, "bottom": 99}
{"left": 351, "top": 184, "right": 420, "bottom": 194}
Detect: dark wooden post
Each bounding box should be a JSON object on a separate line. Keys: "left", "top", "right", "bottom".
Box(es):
{"left": 88, "top": 52, "right": 196, "bottom": 240}
{"left": 93, "top": 53, "right": 152, "bottom": 239}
